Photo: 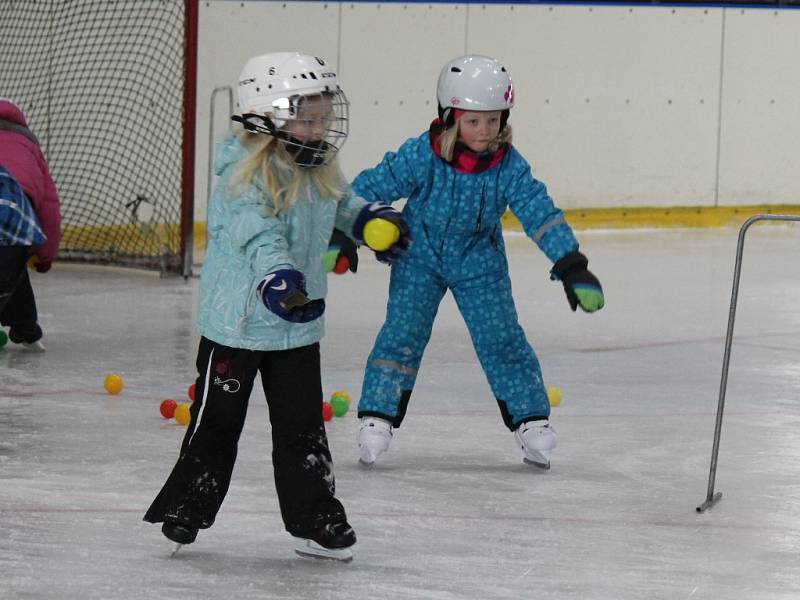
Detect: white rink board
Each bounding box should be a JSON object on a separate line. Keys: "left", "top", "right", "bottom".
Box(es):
{"left": 194, "top": 2, "right": 800, "bottom": 217}
{"left": 340, "top": 2, "right": 467, "bottom": 181}
{"left": 471, "top": 4, "right": 722, "bottom": 208}
{"left": 718, "top": 8, "right": 800, "bottom": 205}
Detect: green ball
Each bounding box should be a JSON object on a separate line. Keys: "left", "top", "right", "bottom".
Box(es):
{"left": 323, "top": 249, "right": 338, "bottom": 272}
{"left": 0, "top": 330, "right": 7, "bottom": 348}
{"left": 331, "top": 395, "right": 349, "bottom": 417}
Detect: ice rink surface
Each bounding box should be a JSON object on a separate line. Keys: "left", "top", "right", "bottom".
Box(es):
{"left": 2, "top": 225, "right": 800, "bottom": 600}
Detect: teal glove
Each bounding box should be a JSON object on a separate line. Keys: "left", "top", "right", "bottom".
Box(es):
{"left": 551, "top": 251, "right": 604, "bottom": 313}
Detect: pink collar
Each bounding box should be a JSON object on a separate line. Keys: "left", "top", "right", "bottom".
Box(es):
{"left": 429, "top": 119, "right": 508, "bottom": 174}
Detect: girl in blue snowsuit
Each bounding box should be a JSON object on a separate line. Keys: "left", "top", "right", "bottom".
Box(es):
{"left": 355, "top": 55, "right": 604, "bottom": 469}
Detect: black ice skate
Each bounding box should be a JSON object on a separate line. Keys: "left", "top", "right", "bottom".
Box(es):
{"left": 162, "top": 522, "right": 198, "bottom": 556}
{"left": 294, "top": 521, "right": 356, "bottom": 563}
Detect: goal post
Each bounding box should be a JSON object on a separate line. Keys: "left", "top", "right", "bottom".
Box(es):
{"left": 0, "top": 0, "right": 198, "bottom": 275}
{"left": 696, "top": 214, "right": 800, "bottom": 513}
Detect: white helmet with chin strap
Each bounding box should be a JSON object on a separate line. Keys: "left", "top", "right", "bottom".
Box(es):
{"left": 436, "top": 54, "right": 514, "bottom": 129}
{"left": 234, "top": 52, "right": 349, "bottom": 167}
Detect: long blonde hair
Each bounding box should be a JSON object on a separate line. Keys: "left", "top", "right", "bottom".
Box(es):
{"left": 438, "top": 121, "right": 513, "bottom": 162}
{"left": 230, "top": 131, "right": 346, "bottom": 215}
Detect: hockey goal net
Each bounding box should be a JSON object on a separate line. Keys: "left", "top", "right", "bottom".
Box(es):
{"left": 0, "top": 0, "right": 197, "bottom": 274}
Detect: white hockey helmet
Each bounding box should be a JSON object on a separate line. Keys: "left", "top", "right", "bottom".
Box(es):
{"left": 235, "top": 52, "right": 349, "bottom": 167}
{"left": 436, "top": 55, "right": 514, "bottom": 126}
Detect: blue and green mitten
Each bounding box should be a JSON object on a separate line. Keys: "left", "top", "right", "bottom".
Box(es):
{"left": 550, "top": 251, "right": 604, "bottom": 313}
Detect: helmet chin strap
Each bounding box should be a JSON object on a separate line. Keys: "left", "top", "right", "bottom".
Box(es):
{"left": 231, "top": 113, "right": 331, "bottom": 167}
{"left": 278, "top": 136, "right": 331, "bottom": 168}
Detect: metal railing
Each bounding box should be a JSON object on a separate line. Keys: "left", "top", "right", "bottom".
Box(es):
{"left": 697, "top": 213, "right": 800, "bottom": 513}
{"left": 200, "top": 85, "right": 234, "bottom": 264}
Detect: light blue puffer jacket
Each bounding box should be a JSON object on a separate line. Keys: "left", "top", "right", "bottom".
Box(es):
{"left": 196, "top": 134, "right": 367, "bottom": 351}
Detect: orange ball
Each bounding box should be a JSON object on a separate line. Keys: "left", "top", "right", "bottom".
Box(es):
{"left": 188, "top": 383, "right": 196, "bottom": 402}
{"left": 103, "top": 374, "right": 124, "bottom": 395}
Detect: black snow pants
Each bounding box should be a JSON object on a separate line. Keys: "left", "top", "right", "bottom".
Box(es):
{"left": 144, "top": 337, "right": 347, "bottom": 537}
{"left": 0, "top": 246, "right": 42, "bottom": 343}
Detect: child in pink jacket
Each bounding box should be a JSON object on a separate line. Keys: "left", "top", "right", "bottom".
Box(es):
{"left": 0, "top": 98, "right": 62, "bottom": 350}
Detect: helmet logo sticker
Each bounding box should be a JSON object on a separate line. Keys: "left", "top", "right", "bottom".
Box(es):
{"left": 450, "top": 97, "right": 461, "bottom": 106}
{"left": 504, "top": 85, "right": 514, "bottom": 103}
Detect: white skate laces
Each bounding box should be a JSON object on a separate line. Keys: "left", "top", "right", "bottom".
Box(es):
{"left": 357, "top": 417, "right": 393, "bottom": 466}
{"left": 514, "top": 419, "right": 556, "bottom": 469}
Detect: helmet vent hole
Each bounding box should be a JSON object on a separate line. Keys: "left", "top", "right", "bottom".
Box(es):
{"left": 309, "top": 72, "right": 317, "bottom": 80}
{"left": 450, "top": 67, "right": 461, "bottom": 73}
{"left": 501, "top": 67, "right": 507, "bottom": 72}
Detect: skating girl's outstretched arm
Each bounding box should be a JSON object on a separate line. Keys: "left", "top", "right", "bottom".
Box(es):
{"left": 332, "top": 184, "right": 370, "bottom": 241}
{"left": 503, "top": 154, "right": 578, "bottom": 264}
{"left": 504, "top": 152, "right": 604, "bottom": 313}
{"left": 351, "top": 134, "right": 432, "bottom": 204}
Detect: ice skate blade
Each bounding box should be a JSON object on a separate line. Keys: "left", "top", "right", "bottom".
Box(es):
{"left": 170, "top": 543, "right": 183, "bottom": 557}
{"left": 294, "top": 539, "right": 353, "bottom": 563}
{"left": 358, "top": 458, "right": 376, "bottom": 468}
{"left": 523, "top": 457, "right": 551, "bottom": 470}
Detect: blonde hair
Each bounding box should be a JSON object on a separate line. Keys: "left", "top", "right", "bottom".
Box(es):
{"left": 438, "top": 120, "right": 513, "bottom": 162}
{"left": 230, "top": 131, "right": 346, "bottom": 215}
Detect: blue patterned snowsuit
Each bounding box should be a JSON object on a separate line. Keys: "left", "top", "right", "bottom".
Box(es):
{"left": 353, "top": 131, "right": 579, "bottom": 430}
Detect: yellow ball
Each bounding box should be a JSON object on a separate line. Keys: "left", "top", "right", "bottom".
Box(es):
{"left": 104, "top": 374, "right": 124, "bottom": 395}
{"left": 174, "top": 402, "right": 192, "bottom": 426}
{"left": 364, "top": 218, "right": 400, "bottom": 251}
{"left": 331, "top": 390, "right": 351, "bottom": 406}
{"left": 547, "top": 386, "right": 563, "bottom": 407}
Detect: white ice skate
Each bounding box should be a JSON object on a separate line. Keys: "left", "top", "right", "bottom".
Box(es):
{"left": 357, "top": 417, "right": 392, "bottom": 466}
{"left": 514, "top": 420, "right": 556, "bottom": 470}
{"left": 294, "top": 538, "right": 354, "bottom": 563}
{"left": 16, "top": 340, "right": 45, "bottom": 352}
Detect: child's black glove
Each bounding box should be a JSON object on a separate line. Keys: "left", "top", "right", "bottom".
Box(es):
{"left": 550, "top": 251, "right": 604, "bottom": 313}
{"left": 325, "top": 228, "right": 359, "bottom": 274}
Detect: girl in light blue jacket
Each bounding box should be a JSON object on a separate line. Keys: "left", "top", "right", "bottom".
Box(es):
{"left": 144, "top": 53, "right": 408, "bottom": 563}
